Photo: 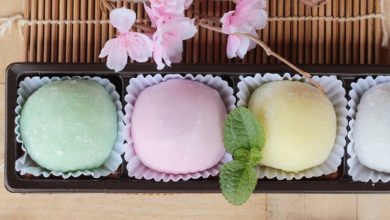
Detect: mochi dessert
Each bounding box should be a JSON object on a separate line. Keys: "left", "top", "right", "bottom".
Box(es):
{"left": 19, "top": 79, "right": 118, "bottom": 172}
{"left": 353, "top": 82, "right": 390, "bottom": 173}
{"left": 248, "top": 81, "right": 337, "bottom": 172}
{"left": 131, "top": 79, "right": 227, "bottom": 174}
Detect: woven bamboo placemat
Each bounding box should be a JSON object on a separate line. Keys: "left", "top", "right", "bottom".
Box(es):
{"left": 19, "top": 0, "right": 387, "bottom": 65}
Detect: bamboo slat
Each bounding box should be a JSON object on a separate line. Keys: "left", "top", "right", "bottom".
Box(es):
{"left": 23, "top": 0, "right": 30, "bottom": 61}
{"left": 50, "top": 0, "right": 59, "bottom": 62}
{"left": 58, "top": 0, "right": 66, "bottom": 63}
{"left": 23, "top": 0, "right": 385, "bottom": 65}
{"left": 325, "top": 1, "right": 331, "bottom": 64}
{"left": 72, "top": 0, "right": 80, "bottom": 63}
{"left": 36, "top": 0, "right": 44, "bottom": 62}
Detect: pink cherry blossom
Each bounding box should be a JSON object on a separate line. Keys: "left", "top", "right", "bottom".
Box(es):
{"left": 99, "top": 8, "right": 153, "bottom": 72}
{"left": 144, "top": 0, "right": 193, "bottom": 26}
{"left": 221, "top": 0, "right": 267, "bottom": 34}
{"left": 220, "top": 0, "right": 268, "bottom": 59}
{"left": 152, "top": 17, "right": 197, "bottom": 70}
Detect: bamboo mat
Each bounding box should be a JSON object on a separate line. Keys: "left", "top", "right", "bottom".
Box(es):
{"left": 22, "top": 0, "right": 386, "bottom": 65}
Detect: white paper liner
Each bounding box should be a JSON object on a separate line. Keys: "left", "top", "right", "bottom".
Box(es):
{"left": 347, "top": 76, "right": 390, "bottom": 183}
{"left": 123, "top": 74, "right": 235, "bottom": 182}
{"left": 237, "top": 73, "right": 348, "bottom": 180}
{"left": 15, "top": 76, "right": 124, "bottom": 179}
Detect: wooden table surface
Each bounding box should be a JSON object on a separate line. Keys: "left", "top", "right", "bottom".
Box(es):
{"left": 1, "top": 1, "right": 390, "bottom": 219}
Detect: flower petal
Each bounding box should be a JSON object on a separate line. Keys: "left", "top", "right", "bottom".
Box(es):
{"left": 160, "top": 17, "right": 197, "bottom": 40}
{"left": 99, "top": 38, "right": 115, "bottom": 58}
{"left": 248, "top": 29, "right": 258, "bottom": 50}
{"left": 104, "top": 38, "right": 128, "bottom": 72}
{"left": 126, "top": 32, "right": 153, "bottom": 62}
{"left": 231, "top": 8, "right": 264, "bottom": 33}
{"left": 236, "top": 36, "right": 250, "bottom": 59}
{"left": 153, "top": 46, "right": 165, "bottom": 70}
{"left": 175, "top": 18, "right": 197, "bottom": 40}
{"left": 110, "top": 7, "right": 136, "bottom": 33}
{"left": 162, "top": 48, "right": 172, "bottom": 67}
{"left": 254, "top": 9, "right": 268, "bottom": 30}
{"left": 164, "top": 36, "right": 183, "bottom": 63}
{"left": 226, "top": 35, "right": 241, "bottom": 59}
{"left": 220, "top": 11, "right": 235, "bottom": 34}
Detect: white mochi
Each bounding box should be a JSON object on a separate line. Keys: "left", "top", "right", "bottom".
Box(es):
{"left": 354, "top": 83, "right": 390, "bottom": 173}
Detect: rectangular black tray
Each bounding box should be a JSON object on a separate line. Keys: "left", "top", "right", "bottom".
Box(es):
{"left": 5, "top": 63, "right": 390, "bottom": 193}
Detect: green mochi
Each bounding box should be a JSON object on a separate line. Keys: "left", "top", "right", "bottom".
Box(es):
{"left": 19, "top": 79, "right": 118, "bottom": 172}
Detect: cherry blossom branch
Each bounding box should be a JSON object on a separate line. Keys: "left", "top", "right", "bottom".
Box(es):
{"left": 98, "top": 1, "right": 324, "bottom": 92}
{"left": 197, "top": 20, "right": 323, "bottom": 92}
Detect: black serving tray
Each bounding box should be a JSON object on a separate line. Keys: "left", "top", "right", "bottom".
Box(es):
{"left": 4, "top": 63, "right": 390, "bottom": 193}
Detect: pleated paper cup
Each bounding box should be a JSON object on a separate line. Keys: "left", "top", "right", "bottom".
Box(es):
{"left": 15, "top": 76, "right": 124, "bottom": 179}
{"left": 123, "top": 74, "right": 235, "bottom": 182}
{"left": 237, "top": 73, "right": 348, "bottom": 180}
{"left": 347, "top": 76, "right": 390, "bottom": 183}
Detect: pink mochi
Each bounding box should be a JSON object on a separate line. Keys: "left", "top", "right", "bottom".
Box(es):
{"left": 131, "top": 79, "right": 227, "bottom": 174}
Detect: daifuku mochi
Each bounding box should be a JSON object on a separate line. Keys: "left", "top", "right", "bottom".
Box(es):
{"left": 248, "top": 81, "right": 337, "bottom": 172}
{"left": 354, "top": 83, "right": 390, "bottom": 173}
{"left": 20, "top": 79, "right": 118, "bottom": 172}
{"left": 131, "top": 79, "right": 227, "bottom": 174}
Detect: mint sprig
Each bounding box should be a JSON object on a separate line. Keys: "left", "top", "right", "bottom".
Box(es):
{"left": 219, "top": 107, "right": 265, "bottom": 205}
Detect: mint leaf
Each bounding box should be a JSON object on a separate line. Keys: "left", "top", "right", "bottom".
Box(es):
{"left": 220, "top": 107, "right": 265, "bottom": 205}
{"left": 219, "top": 160, "right": 258, "bottom": 205}
{"left": 233, "top": 147, "right": 262, "bottom": 166}
{"left": 223, "top": 107, "right": 265, "bottom": 154}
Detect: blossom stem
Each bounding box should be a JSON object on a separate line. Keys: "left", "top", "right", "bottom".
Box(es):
{"left": 197, "top": 20, "right": 324, "bottom": 93}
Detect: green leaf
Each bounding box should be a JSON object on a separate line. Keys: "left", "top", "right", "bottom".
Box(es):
{"left": 233, "top": 147, "right": 262, "bottom": 166}
{"left": 220, "top": 107, "right": 265, "bottom": 205}
{"left": 223, "top": 107, "right": 265, "bottom": 154}
{"left": 219, "top": 160, "right": 258, "bottom": 206}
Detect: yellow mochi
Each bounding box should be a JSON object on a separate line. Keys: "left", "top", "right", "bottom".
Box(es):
{"left": 248, "top": 81, "right": 336, "bottom": 172}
